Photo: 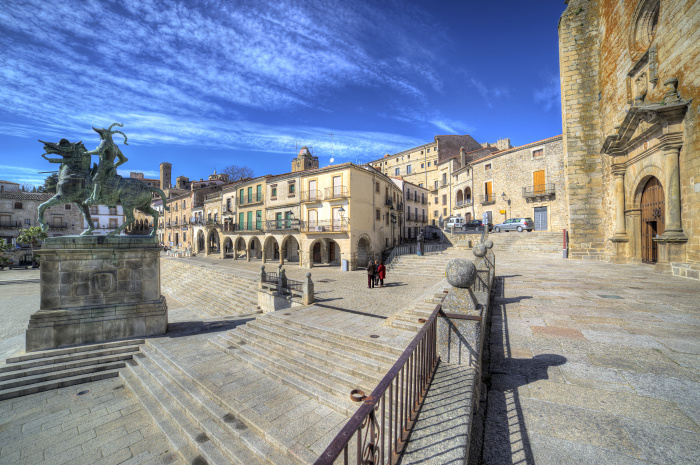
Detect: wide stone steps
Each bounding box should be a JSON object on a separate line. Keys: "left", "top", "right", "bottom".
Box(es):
{"left": 210, "top": 333, "right": 357, "bottom": 416}
{"left": 161, "top": 259, "right": 260, "bottom": 317}
{"left": 123, "top": 344, "right": 297, "bottom": 465}
{"left": 0, "top": 339, "right": 142, "bottom": 401}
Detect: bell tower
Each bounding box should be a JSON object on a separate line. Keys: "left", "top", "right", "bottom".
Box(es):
{"left": 291, "top": 146, "right": 319, "bottom": 172}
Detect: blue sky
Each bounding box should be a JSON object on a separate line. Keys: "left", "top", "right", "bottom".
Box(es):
{"left": 0, "top": 0, "right": 565, "bottom": 186}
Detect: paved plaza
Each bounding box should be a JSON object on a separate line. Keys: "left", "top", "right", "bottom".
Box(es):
{"left": 0, "top": 250, "right": 699, "bottom": 464}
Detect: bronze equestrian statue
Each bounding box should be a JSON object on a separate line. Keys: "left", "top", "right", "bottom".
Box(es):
{"left": 37, "top": 124, "right": 169, "bottom": 236}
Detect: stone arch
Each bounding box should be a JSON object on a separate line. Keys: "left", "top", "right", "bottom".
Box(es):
{"left": 464, "top": 187, "right": 472, "bottom": 203}
{"left": 263, "top": 236, "right": 280, "bottom": 264}
{"left": 234, "top": 236, "right": 246, "bottom": 260}
{"left": 247, "top": 236, "right": 262, "bottom": 261}
{"left": 327, "top": 239, "right": 340, "bottom": 265}
{"left": 195, "top": 229, "right": 205, "bottom": 254}
{"left": 223, "top": 237, "right": 234, "bottom": 258}
{"left": 280, "top": 235, "right": 300, "bottom": 265}
{"left": 206, "top": 229, "right": 220, "bottom": 255}
{"left": 356, "top": 234, "right": 372, "bottom": 268}
{"left": 628, "top": 163, "right": 665, "bottom": 209}
{"left": 630, "top": 0, "right": 660, "bottom": 54}
{"left": 455, "top": 189, "right": 463, "bottom": 204}
{"left": 308, "top": 238, "right": 324, "bottom": 266}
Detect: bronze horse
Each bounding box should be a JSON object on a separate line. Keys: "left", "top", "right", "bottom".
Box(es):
{"left": 38, "top": 138, "right": 169, "bottom": 236}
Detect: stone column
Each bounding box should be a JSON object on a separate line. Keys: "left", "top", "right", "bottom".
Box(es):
{"left": 661, "top": 146, "right": 685, "bottom": 238}
{"left": 246, "top": 243, "right": 251, "bottom": 262}
{"left": 613, "top": 169, "right": 627, "bottom": 237}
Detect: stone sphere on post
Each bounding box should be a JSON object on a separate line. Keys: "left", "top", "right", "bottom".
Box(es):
{"left": 484, "top": 240, "right": 494, "bottom": 249}
{"left": 445, "top": 259, "right": 477, "bottom": 289}
{"left": 473, "top": 243, "right": 487, "bottom": 258}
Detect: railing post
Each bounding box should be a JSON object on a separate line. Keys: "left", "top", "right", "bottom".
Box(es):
{"left": 302, "top": 272, "right": 314, "bottom": 305}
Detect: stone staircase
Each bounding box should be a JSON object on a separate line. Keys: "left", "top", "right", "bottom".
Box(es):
{"left": 486, "top": 231, "right": 561, "bottom": 253}
{"left": 0, "top": 339, "right": 142, "bottom": 401}
{"left": 121, "top": 342, "right": 301, "bottom": 465}
{"left": 161, "top": 258, "right": 260, "bottom": 318}
{"left": 386, "top": 283, "right": 450, "bottom": 332}
{"left": 209, "top": 311, "right": 405, "bottom": 417}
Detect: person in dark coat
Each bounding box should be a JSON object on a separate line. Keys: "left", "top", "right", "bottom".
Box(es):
{"left": 377, "top": 261, "right": 386, "bottom": 287}
{"left": 373, "top": 260, "right": 380, "bottom": 286}
{"left": 366, "top": 260, "right": 376, "bottom": 288}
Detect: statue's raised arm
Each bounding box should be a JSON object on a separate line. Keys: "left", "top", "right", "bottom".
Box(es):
{"left": 85, "top": 123, "right": 129, "bottom": 205}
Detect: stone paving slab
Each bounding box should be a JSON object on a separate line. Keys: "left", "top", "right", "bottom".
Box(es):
{"left": 483, "top": 254, "right": 700, "bottom": 465}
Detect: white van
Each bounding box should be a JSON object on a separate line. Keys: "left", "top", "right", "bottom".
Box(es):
{"left": 445, "top": 217, "right": 464, "bottom": 229}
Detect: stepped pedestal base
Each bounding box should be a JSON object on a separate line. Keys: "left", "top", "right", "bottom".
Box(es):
{"left": 26, "top": 236, "right": 168, "bottom": 352}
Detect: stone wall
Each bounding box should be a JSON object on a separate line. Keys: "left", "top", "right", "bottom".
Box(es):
{"left": 558, "top": 0, "right": 606, "bottom": 259}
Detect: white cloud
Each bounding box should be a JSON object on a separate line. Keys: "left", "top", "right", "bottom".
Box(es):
{"left": 0, "top": 165, "right": 50, "bottom": 185}
{"left": 470, "top": 78, "right": 510, "bottom": 108}
{"left": 534, "top": 75, "right": 561, "bottom": 112}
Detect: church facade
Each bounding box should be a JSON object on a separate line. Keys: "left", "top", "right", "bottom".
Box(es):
{"left": 559, "top": 0, "right": 699, "bottom": 276}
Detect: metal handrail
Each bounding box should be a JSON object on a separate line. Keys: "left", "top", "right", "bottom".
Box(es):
{"left": 522, "top": 183, "right": 555, "bottom": 197}
{"left": 314, "top": 298, "right": 444, "bottom": 465}
{"left": 385, "top": 243, "right": 417, "bottom": 268}
{"left": 301, "top": 190, "right": 323, "bottom": 202}
{"left": 287, "top": 279, "right": 303, "bottom": 292}
{"left": 324, "top": 186, "right": 349, "bottom": 200}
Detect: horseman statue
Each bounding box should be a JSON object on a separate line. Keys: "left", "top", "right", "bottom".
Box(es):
{"left": 37, "top": 123, "right": 169, "bottom": 236}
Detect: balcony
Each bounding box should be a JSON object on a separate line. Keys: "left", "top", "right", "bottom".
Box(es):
{"left": 49, "top": 223, "right": 68, "bottom": 230}
{"left": 238, "top": 194, "right": 264, "bottom": 206}
{"left": 222, "top": 222, "right": 236, "bottom": 232}
{"left": 440, "top": 180, "right": 449, "bottom": 188}
{"left": 301, "top": 190, "right": 323, "bottom": 203}
{"left": 523, "top": 183, "right": 556, "bottom": 199}
{"left": 405, "top": 212, "right": 415, "bottom": 221}
{"left": 302, "top": 220, "right": 347, "bottom": 233}
{"left": 454, "top": 200, "right": 473, "bottom": 209}
{"left": 481, "top": 194, "right": 496, "bottom": 205}
{"left": 384, "top": 198, "right": 393, "bottom": 207}
{"left": 0, "top": 220, "right": 21, "bottom": 229}
{"left": 324, "top": 186, "right": 349, "bottom": 200}
{"left": 266, "top": 219, "right": 301, "bottom": 231}
{"left": 237, "top": 221, "right": 264, "bottom": 232}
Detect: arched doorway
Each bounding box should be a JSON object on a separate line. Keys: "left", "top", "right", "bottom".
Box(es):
{"left": 328, "top": 240, "right": 338, "bottom": 263}
{"left": 248, "top": 237, "right": 262, "bottom": 260}
{"left": 357, "top": 236, "right": 371, "bottom": 268}
{"left": 312, "top": 242, "right": 322, "bottom": 264}
{"left": 640, "top": 177, "right": 664, "bottom": 263}
{"left": 456, "top": 190, "right": 464, "bottom": 206}
{"left": 235, "top": 237, "right": 246, "bottom": 259}
{"left": 208, "top": 230, "right": 219, "bottom": 254}
{"left": 197, "top": 230, "right": 205, "bottom": 253}
{"left": 223, "top": 237, "right": 233, "bottom": 257}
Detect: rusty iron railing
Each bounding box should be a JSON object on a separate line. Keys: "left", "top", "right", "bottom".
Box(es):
{"left": 314, "top": 298, "right": 444, "bottom": 465}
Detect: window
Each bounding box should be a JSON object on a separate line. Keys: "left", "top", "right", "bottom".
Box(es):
{"left": 434, "top": 210, "right": 438, "bottom": 217}
{"left": 485, "top": 163, "right": 492, "bottom": 171}
{"left": 406, "top": 164, "right": 412, "bottom": 174}
{"left": 65, "top": 204, "right": 71, "bottom": 210}
{"left": 376, "top": 209, "right": 380, "bottom": 220}
{"left": 427, "top": 148, "right": 430, "bottom": 153}
{"left": 271, "top": 186, "right": 277, "bottom": 198}
{"left": 226, "top": 199, "right": 231, "bottom": 211}
{"left": 109, "top": 207, "right": 117, "bottom": 215}
{"left": 442, "top": 173, "right": 447, "bottom": 184}
{"left": 255, "top": 210, "right": 261, "bottom": 229}
{"left": 110, "top": 218, "right": 118, "bottom": 228}
{"left": 25, "top": 219, "right": 31, "bottom": 225}
{"left": 532, "top": 148, "right": 544, "bottom": 158}
{"left": 239, "top": 212, "right": 244, "bottom": 228}
{"left": 90, "top": 206, "right": 98, "bottom": 215}
{"left": 406, "top": 188, "right": 410, "bottom": 199}
{"left": 395, "top": 168, "right": 400, "bottom": 176}
{"left": 434, "top": 181, "right": 438, "bottom": 190}
{"left": 442, "top": 194, "right": 447, "bottom": 205}
{"left": 288, "top": 182, "right": 295, "bottom": 194}
{"left": 434, "top": 196, "right": 438, "bottom": 204}
{"left": 443, "top": 208, "right": 447, "bottom": 216}
{"left": 247, "top": 186, "right": 253, "bottom": 201}
{"left": 427, "top": 162, "right": 431, "bottom": 167}
{"left": 419, "top": 183, "right": 423, "bottom": 187}
{"left": 376, "top": 182, "right": 380, "bottom": 193}
{"left": 13, "top": 202, "right": 22, "bottom": 209}
{"left": 420, "top": 163, "right": 424, "bottom": 169}
{"left": 239, "top": 188, "right": 244, "bottom": 201}
{"left": 256, "top": 185, "right": 262, "bottom": 201}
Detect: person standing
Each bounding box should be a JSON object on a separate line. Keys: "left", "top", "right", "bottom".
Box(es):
{"left": 366, "top": 260, "right": 376, "bottom": 288}
{"left": 374, "top": 260, "right": 381, "bottom": 286}
{"left": 377, "top": 261, "right": 386, "bottom": 287}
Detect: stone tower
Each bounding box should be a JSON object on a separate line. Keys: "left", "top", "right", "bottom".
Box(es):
{"left": 291, "top": 146, "right": 319, "bottom": 173}
{"left": 159, "top": 162, "right": 172, "bottom": 190}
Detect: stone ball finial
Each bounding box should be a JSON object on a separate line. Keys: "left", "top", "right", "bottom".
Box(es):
{"left": 484, "top": 240, "right": 494, "bottom": 249}
{"left": 260, "top": 265, "right": 265, "bottom": 271}
{"left": 306, "top": 272, "right": 311, "bottom": 278}
{"left": 445, "top": 259, "right": 477, "bottom": 289}
{"left": 473, "top": 243, "right": 487, "bottom": 258}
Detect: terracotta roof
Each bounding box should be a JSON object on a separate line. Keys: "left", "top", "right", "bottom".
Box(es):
{"left": 0, "top": 192, "right": 53, "bottom": 200}
{"left": 0, "top": 180, "right": 20, "bottom": 185}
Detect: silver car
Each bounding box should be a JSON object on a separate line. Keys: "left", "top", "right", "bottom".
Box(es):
{"left": 493, "top": 217, "right": 534, "bottom": 232}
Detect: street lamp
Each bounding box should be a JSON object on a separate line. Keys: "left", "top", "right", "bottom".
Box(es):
{"left": 501, "top": 192, "right": 511, "bottom": 219}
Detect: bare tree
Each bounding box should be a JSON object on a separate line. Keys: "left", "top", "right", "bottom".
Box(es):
{"left": 221, "top": 165, "right": 254, "bottom": 183}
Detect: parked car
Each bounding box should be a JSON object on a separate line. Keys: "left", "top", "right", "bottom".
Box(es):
{"left": 445, "top": 217, "right": 465, "bottom": 229}
{"left": 493, "top": 217, "right": 534, "bottom": 232}
{"left": 461, "top": 219, "right": 493, "bottom": 232}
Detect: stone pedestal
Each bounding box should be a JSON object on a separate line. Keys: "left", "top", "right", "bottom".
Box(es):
{"left": 26, "top": 236, "right": 168, "bottom": 352}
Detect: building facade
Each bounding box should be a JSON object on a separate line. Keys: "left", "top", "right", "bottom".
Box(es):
{"left": 390, "top": 178, "right": 429, "bottom": 240}
{"left": 85, "top": 205, "right": 126, "bottom": 235}
{"left": 559, "top": 0, "right": 699, "bottom": 269}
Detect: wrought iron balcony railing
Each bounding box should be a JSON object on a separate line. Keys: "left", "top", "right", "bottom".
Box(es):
{"left": 302, "top": 220, "right": 347, "bottom": 233}
{"left": 49, "top": 223, "right": 68, "bottom": 230}
{"left": 324, "top": 186, "right": 349, "bottom": 200}
{"left": 300, "top": 190, "right": 323, "bottom": 203}
{"left": 481, "top": 194, "right": 495, "bottom": 205}
{"left": 238, "top": 194, "right": 264, "bottom": 206}
{"left": 0, "top": 220, "right": 21, "bottom": 229}
{"left": 265, "top": 219, "right": 301, "bottom": 231}
{"left": 523, "top": 183, "right": 556, "bottom": 198}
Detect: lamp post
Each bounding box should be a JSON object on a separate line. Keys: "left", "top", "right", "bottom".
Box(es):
{"left": 501, "top": 192, "right": 511, "bottom": 220}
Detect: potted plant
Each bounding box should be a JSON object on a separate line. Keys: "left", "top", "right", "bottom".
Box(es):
{"left": 0, "top": 239, "right": 10, "bottom": 270}
{"left": 16, "top": 227, "right": 48, "bottom": 269}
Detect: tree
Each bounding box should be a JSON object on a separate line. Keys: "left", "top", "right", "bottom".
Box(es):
{"left": 38, "top": 173, "right": 59, "bottom": 194}
{"left": 17, "top": 226, "right": 48, "bottom": 266}
{"left": 0, "top": 238, "right": 10, "bottom": 269}
{"left": 220, "top": 165, "right": 254, "bottom": 183}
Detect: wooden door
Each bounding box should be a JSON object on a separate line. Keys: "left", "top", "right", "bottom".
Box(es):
{"left": 313, "top": 242, "right": 322, "bottom": 263}
{"left": 333, "top": 176, "right": 341, "bottom": 197}
{"left": 309, "top": 180, "right": 317, "bottom": 200}
{"left": 534, "top": 207, "right": 547, "bottom": 231}
{"left": 329, "top": 242, "right": 336, "bottom": 262}
{"left": 485, "top": 181, "right": 492, "bottom": 202}
{"left": 533, "top": 170, "right": 545, "bottom": 194}
{"left": 641, "top": 177, "right": 665, "bottom": 263}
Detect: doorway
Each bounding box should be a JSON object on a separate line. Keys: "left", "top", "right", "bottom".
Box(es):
{"left": 640, "top": 177, "right": 665, "bottom": 263}
{"left": 534, "top": 207, "right": 548, "bottom": 231}
{"left": 313, "top": 242, "right": 322, "bottom": 263}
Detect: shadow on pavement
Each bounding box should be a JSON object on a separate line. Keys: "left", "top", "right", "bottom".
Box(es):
{"left": 166, "top": 316, "right": 256, "bottom": 337}
{"left": 480, "top": 276, "right": 567, "bottom": 465}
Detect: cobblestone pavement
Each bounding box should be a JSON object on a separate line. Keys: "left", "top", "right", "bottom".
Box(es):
{"left": 0, "top": 269, "right": 40, "bottom": 364}
{"left": 483, "top": 254, "right": 700, "bottom": 465}
{"left": 0, "top": 377, "right": 179, "bottom": 465}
